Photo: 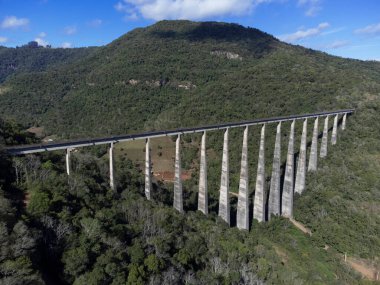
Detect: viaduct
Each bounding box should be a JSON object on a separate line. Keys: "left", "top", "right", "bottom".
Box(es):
{"left": 5, "top": 109, "right": 354, "bottom": 230}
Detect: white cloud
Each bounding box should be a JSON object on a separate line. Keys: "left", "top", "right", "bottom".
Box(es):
{"left": 115, "top": 2, "right": 129, "bottom": 12}
{"left": 61, "top": 42, "right": 72, "bottom": 48}
{"left": 1, "top": 16, "right": 29, "bottom": 29}
{"left": 115, "top": 0, "right": 272, "bottom": 21}
{"left": 38, "top": 32, "right": 47, "bottom": 37}
{"left": 325, "top": 40, "right": 350, "bottom": 49}
{"left": 321, "top": 27, "right": 345, "bottom": 36}
{"left": 34, "top": 37, "right": 49, "bottom": 47}
{"left": 354, "top": 22, "right": 380, "bottom": 35}
{"left": 88, "top": 19, "right": 103, "bottom": 27}
{"left": 0, "top": 36, "right": 8, "bottom": 43}
{"left": 64, "top": 25, "right": 77, "bottom": 35}
{"left": 279, "top": 22, "right": 330, "bottom": 42}
{"left": 298, "top": 0, "right": 321, "bottom": 17}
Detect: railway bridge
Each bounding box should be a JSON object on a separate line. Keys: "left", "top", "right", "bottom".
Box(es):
{"left": 5, "top": 109, "right": 354, "bottom": 230}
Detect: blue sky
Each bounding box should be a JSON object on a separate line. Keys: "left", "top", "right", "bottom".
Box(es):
{"left": 0, "top": 0, "right": 379, "bottom": 60}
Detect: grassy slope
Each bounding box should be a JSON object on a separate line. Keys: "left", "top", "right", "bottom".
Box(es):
{"left": 0, "top": 20, "right": 379, "bottom": 282}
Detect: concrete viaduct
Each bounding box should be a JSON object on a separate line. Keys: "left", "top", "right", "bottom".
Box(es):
{"left": 5, "top": 109, "right": 354, "bottom": 230}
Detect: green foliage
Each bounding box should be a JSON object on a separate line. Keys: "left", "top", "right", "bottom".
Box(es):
{"left": 27, "top": 186, "right": 51, "bottom": 216}
{"left": 0, "top": 45, "right": 96, "bottom": 83}
{"left": 144, "top": 254, "right": 164, "bottom": 273}
{"left": 63, "top": 247, "right": 90, "bottom": 277}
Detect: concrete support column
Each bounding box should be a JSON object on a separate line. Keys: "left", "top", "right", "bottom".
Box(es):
{"left": 253, "top": 124, "right": 266, "bottom": 223}
{"left": 145, "top": 138, "right": 152, "bottom": 200}
{"left": 342, "top": 113, "right": 347, "bottom": 130}
{"left": 173, "top": 135, "right": 183, "bottom": 213}
{"left": 218, "top": 129, "right": 230, "bottom": 225}
{"left": 320, "top": 116, "right": 329, "bottom": 158}
{"left": 66, "top": 148, "right": 71, "bottom": 176}
{"left": 268, "top": 122, "right": 281, "bottom": 219}
{"left": 308, "top": 118, "right": 319, "bottom": 172}
{"left": 331, "top": 115, "right": 338, "bottom": 145}
{"left": 109, "top": 143, "right": 115, "bottom": 190}
{"left": 295, "top": 119, "right": 308, "bottom": 194}
{"left": 237, "top": 126, "right": 249, "bottom": 230}
{"left": 282, "top": 120, "right": 295, "bottom": 218}
{"left": 198, "top": 131, "right": 208, "bottom": 214}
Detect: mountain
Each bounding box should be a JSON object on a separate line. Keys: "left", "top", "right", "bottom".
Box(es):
{"left": 1, "top": 20, "right": 378, "bottom": 138}
{"left": 0, "top": 20, "right": 379, "bottom": 284}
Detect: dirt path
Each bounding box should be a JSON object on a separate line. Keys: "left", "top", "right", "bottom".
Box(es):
{"left": 346, "top": 257, "right": 379, "bottom": 281}
{"left": 288, "top": 219, "right": 379, "bottom": 281}
{"left": 289, "top": 218, "right": 312, "bottom": 235}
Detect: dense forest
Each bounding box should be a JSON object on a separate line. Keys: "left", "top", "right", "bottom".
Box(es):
{"left": 0, "top": 20, "right": 379, "bottom": 284}
{"left": 0, "top": 43, "right": 96, "bottom": 83}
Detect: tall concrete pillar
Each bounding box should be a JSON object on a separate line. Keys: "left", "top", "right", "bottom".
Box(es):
{"left": 342, "top": 113, "right": 347, "bottom": 130}
{"left": 173, "top": 135, "right": 183, "bottom": 213}
{"left": 268, "top": 122, "right": 281, "bottom": 219}
{"left": 66, "top": 148, "right": 71, "bottom": 176}
{"left": 237, "top": 126, "right": 249, "bottom": 230}
{"left": 145, "top": 138, "right": 152, "bottom": 200}
{"left": 282, "top": 120, "right": 295, "bottom": 218}
{"left": 198, "top": 131, "right": 208, "bottom": 214}
{"left": 320, "top": 116, "right": 329, "bottom": 158}
{"left": 109, "top": 143, "right": 115, "bottom": 190}
{"left": 331, "top": 115, "right": 338, "bottom": 145}
{"left": 295, "top": 119, "right": 307, "bottom": 194}
{"left": 308, "top": 117, "right": 318, "bottom": 172}
{"left": 218, "top": 129, "right": 230, "bottom": 225}
{"left": 253, "top": 124, "right": 266, "bottom": 223}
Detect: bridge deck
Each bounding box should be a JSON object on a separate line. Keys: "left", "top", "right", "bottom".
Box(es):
{"left": 5, "top": 109, "right": 354, "bottom": 155}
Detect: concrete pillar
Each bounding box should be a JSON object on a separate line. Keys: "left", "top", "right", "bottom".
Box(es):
{"left": 253, "top": 124, "right": 266, "bottom": 223}
{"left": 173, "top": 135, "right": 183, "bottom": 213}
{"left": 331, "top": 114, "right": 338, "bottom": 145}
{"left": 66, "top": 148, "right": 71, "bottom": 176}
{"left": 218, "top": 129, "right": 230, "bottom": 225}
{"left": 198, "top": 131, "right": 208, "bottom": 214}
{"left": 308, "top": 118, "right": 318, "bottom": 172}
{"left": 342, "top": 113, "right": 347, "bottom": 130}
{"left": 295, "top": 119, "right": 308, "bottom": 194}
{"left": 282, "top": 120, "right": 295, "bottom": 218}
{"left": 109, "top": 143, "right": 115, "bottom": 190}
{"left": 145, "top": 138, "right": 152, "bottom": 200}
{"left": 237, "top": 126, "right": 249, "bottom": 230}
{"left": 268, "top": 122, "right": 281, "bottom": 219}
{"left": 320, "top": 116, "right": 329, "bottom": 158}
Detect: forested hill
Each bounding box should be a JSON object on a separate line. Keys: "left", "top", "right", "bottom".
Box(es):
{"left": 0, "top": 44, "right": 97, "bottom": 83}
{"left": 0, "top": 20, "right": 379, "bottom": 138}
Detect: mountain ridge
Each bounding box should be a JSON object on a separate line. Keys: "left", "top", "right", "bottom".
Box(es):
{"left": 1, "top": 20, "right": 378, "bottom": 138}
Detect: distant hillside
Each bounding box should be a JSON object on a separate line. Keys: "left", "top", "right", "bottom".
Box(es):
{"left": 0, "top": 44, "right": 97, "bottom": 83}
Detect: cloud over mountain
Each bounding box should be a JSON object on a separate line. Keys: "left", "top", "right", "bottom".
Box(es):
{"left": 279, "top": 22, "right": 330, "bottom": 42}
{"left": 115, "top": 0, "right": 271, "bottom": 20}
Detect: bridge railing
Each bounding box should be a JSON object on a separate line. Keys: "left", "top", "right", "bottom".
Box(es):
{"left": 5, "top": 109, "right": 354, "bottom": 155}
